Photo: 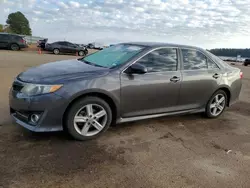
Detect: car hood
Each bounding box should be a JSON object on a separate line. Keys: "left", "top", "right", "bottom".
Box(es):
{"left": 18, "top": 59, "right": 109, "bottom": 84}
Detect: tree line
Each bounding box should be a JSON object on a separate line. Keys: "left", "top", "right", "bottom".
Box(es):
{"left": 209, "top": 48, "right": 250, "bottom": 58}
{"left": 1, "top": 11, "right": 32, "bottom": 35}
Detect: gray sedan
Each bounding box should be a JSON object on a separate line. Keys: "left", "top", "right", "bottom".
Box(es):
{"left": 9, "top": 42, "right": 242, "bottom": 140}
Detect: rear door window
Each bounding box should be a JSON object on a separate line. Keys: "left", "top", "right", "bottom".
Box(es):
{"left": 181, "top": 49, "right": 207, "bottom": 70}
{"left": 13, "top": 36, "right": 22, "bottom": 41}
{"left": 207, "top": 59, "right": 220, "bottom": 70}
{"left": 57, "top": 42, "right": 65, "bottom": 45}
{"left": 67, "top": 42, "right": 76, "bottom": 47}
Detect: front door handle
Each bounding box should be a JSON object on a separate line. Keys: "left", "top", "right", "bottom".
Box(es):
{"left": 213, "top": 73, "right": 220, "bottom": 79}
{"left": 170, "top": 76, "right": 180, "bottom": 82}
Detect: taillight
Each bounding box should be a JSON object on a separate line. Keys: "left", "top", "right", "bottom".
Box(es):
{"left": 21, "top": 39, "right": 26, "bottom": 44}
{"left": 240, "top": 71, "right": 243, "bottom": 79}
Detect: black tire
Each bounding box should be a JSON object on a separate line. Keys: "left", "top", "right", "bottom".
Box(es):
{"left": 78, "top": 50, "right": 84, "bottom": 56}
{"left": 84, "top": 49, "right": 88, "bottom": 56}
{"left": 65, "top": 97, "right": 112, "bottom": 141}
{"left": 244, "top": 63, "right": 248, "bottom": 66}
{"left": 53, "top": 48, "right": 60, "bottom": 55}
{"left": 205, "top": 90, "right": 228, "bottom": 118}
{"left": 10, "top": 43, "right": 20, "bottom": 51}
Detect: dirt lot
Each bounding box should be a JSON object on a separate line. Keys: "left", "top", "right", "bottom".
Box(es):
{"left": 0, "top": 50, "right": 250, "bottom": 188}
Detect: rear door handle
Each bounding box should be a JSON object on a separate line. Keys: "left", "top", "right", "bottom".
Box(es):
{"left": 170, "top": 76, "right": 180, "bottom": 82}
{"left": 213, "top": 73, "right": 220, "bottom": 79}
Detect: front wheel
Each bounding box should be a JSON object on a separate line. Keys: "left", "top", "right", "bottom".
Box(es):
{"left": 205, "top": 90, "right": 227, "bottom": 118}
{"left": 65, "top": 97, "right": 112, "bottom": 141}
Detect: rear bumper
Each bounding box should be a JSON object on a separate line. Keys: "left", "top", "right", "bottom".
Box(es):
{"left": 19, "top": 44, "right": 28, "bottom": 49}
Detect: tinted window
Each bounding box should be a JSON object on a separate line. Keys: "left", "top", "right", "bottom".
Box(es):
{"left": 13, "top": 36, "right": 22, "bottom": 41}
{"left": 56, "top": 42, "right": 66, "bottom": 45}
{"left": 207, "top": 59, "right": 219, "bottom": 69}
{"left": 0, "top": 35, "right": 10, "bottom": 40}
{"left": 67, "top": 43, "right": 75, "bottom": 47}
{"left": 136, "top": 48, "right": 178, "bottom": 72}
{"left": 182, "top": 49, "right": 207, "bottom": 70}
{"left": 63, "top": 42, "right": 70, "bottom": 46}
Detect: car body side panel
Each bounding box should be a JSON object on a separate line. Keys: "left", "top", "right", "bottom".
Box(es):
{"left": 229, "top": 78, "right": 242, "bottom": 105}
{"left": 55, "top": 72, "right": 121, "bottom": 119}
{"left": 178, "top": 69, "right": 222, "bottom": 110}
{"left": 219, "top": 70, "right": 242, "bottom": 105}
{"left": 120, "top": 71, "right": 182, "bottom": 117}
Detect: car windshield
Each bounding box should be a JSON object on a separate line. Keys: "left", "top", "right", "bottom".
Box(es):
{"left": 81, "top": 44, "right": 145, "bottom": 68}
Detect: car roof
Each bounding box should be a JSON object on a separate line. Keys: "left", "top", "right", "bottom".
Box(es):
{"left": 55, "top": 41, "right": 73, "bottom": 43}
{"left": 0, "top": 33, "right": 21, "bottom": 37}
{"left": 122, "top": 42, "right": 203, "bottom": 50}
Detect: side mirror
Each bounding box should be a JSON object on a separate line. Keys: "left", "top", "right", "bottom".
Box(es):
{"left": 125, "top": 63, "right": 148, "bottom": 74}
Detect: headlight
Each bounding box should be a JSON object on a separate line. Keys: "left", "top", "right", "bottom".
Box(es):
{"left": 21, "top": 84, "right": 63, "bottom": 96}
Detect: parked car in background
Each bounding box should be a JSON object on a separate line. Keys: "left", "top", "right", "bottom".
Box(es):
{"left": 87, "top": 43, "right": 103, "bottom": 50}
{"left": 37, "top": 38, "right": 48, "bottom": 50}
{"left": 78, "top": 44, "right": 87, "bottom": 48}
{"left": 9, "top": 42, "right": 242, "bottom": 141}
{"left": 87, "top": 43, "right": 95, "bottom": 49}
{"left": 0, "top": 33, "right": 28, "bottom": 50}
{"left": 45, "top": 41, "right": 88, "bottom": 56}
{"left": 243, "top": 59, "right": 250, "bottom": 66}
{"left": 94, "top": 43, "right": 104, "bottom": 50}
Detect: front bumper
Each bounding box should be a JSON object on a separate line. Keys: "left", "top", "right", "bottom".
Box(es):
{"left": 9, "top": 88, "right": 66, "bottom": 132}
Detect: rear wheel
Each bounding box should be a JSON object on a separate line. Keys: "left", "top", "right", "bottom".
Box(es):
{"left": 53, "top": 48, "right": 60, "bottom": 55}
{"left": 244, "top": 62, "right": 248, "bottom": 66}
{"left": 10, "top": 43, "right": 20, "bottom": 51}
{"left": 205, "top": 90, "right": 227, "bottom": 118}
{"left": 65, "top": 97, "right": 112, "bottom": 141}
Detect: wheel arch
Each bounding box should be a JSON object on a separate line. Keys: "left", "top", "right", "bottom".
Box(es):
{"left": 9, "top": 43, "right": 20, "bottom": 50}
{"left": 62, "top": 90, "right": 119, "bottom": 129}
{"left": 214, "top": 86, "right": 231, "bottom": 107}
{"left": 53, "top": 48, "right": 60, "bottom": 54}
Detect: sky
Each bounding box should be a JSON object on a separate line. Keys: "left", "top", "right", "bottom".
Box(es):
{"left": 0, "top": 0, "right": 250, "bottom": 49}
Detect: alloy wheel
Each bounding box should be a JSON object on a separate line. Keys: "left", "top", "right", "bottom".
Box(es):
{"left": 73, "top": 104, "right": 107, "bottom": 136}
{"left": 209, "top": 94, "right": 226, "bottom": 116}
{"left": 54, "top": 49, "right": 59, "bottom": 54}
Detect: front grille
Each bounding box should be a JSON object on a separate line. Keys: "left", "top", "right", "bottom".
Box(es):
{"left": 12, "top": 81, "right": 24, "bottom": 92}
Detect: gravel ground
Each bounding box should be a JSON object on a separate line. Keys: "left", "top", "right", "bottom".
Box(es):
{"left": 0, "top": 50, "right": 250, "bottom": 188}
